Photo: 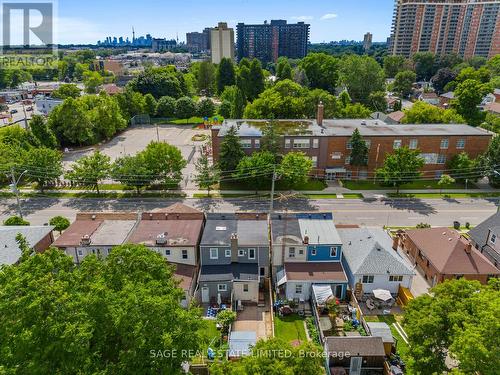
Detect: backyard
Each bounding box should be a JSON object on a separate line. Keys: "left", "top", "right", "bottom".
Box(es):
{"left": 364, "top": 315, "right": 409, "bottom": 364}
{"left": 274, "top": 314, "right": 307, "bottom": 344}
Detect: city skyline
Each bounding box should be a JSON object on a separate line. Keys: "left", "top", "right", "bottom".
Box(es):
{"left": 34, "top": 0, "right": 395, "bottom": 45}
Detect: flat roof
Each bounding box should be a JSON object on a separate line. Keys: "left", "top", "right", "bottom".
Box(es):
{"left": 90, "top": 220, "right": 137, "bottom": 246}
{"left": 53, "top": 220, "right": 103, "bottom": 247}
{"left": 128, "top": 219, "right": 203, "bottom": 247}
{"left": 285, "top": 262, "right": 347, "bottom": 282}
{"left": 325, "top": 336, "right": 385, "bottom": 357}
{"left": 298, "top": 217, "right": 342, "bottom": 245}
{"left": 171, "top": 263, "right": 196, "bottom": 291}
{"left": 0, "top": 226, "right": 53, "bottom": 266}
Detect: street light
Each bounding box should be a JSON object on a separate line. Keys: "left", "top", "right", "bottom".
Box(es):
{"left": 8, "top": 168, "right": 28, "bottom": 218}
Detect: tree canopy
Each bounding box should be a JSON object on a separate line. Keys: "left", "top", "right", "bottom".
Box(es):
{"left": 376, "top": 146, "right": 425, "bottom": 193}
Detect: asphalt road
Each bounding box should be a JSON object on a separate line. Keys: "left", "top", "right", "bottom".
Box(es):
{"left": 0, "top": 196, "right": 498, "bottom": 227}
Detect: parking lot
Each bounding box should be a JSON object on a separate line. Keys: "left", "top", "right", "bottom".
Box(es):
{"left": 62, "top": 124, "right": 211, "bottom": 188}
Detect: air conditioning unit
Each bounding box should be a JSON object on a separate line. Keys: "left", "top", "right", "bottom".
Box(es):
{"left": 156, "top": 233, "right": 167, "bottom": 245}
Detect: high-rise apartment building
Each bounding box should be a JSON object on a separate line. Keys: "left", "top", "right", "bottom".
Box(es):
{"left": 210, "top": 22, "right": 235, "bottom": 64}
{"left": 363, "top": 32, "right": 373, "bottom": 50}
{"left": 186, "top": 28, "right": 211, "bottom": 52}
{"left": 236, "top": 20, "right": 310, "bottom": 64}
{"left": 389, "top": 0, "right": 500, "bottom": 58}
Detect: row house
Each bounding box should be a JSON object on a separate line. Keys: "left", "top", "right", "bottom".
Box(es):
{"left": 211, "top": 106, "right": 493, "bottom": 180}
{"left": 469, "top": 212, "right": 500, "bottom": 269}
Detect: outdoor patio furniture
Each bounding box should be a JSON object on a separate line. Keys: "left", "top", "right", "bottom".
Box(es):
{"left": 366, "top": 299, "right": 376, "bottom": 310}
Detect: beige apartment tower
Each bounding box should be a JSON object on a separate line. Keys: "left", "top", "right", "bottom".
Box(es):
{"left": 210, "top": 22, "right": 235, "bottom": 64}
{"left": 389, "top": 0, "right": 500, "bottom": 58}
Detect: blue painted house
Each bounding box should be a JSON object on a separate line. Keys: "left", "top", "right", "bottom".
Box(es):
{"left": 272, "top": 213, "right": 348, "bottom": 301}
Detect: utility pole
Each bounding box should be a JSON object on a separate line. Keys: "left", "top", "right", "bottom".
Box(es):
{"left": 269, "top": 165, "right": 277, "bottom": 214}
{"left": 9, "top": 167, "right": 28, "bottom": 218}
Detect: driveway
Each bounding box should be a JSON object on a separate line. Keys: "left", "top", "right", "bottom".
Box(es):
{"left": 397, "top": 247, "right": 431, "bottom": 297}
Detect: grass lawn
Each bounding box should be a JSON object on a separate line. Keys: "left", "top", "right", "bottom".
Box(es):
{"left": 342, "top": 180, "right": 474, "bottom": 191}
{"left": 220, "top": 179, "right": 327, "bottom": 192}
{"left": 192, "top": 320, "right": 224, "bottom": 364}
{"left": 274, "top": 314, "right": 307, "bottom": 343}
{"left": 0, "top": 191, "right": 185, "bottom": 199}
{"left": 302, "top": 193, "right": 364, "bottom": 199}
{"left": 152, "top": 116, "right": 224, "bottom": 125}
{"left": 364, "top": 315, "right": 409, "bottom": 363}
{"left": 387, "top": 192, "right": 500, "bottom": 199}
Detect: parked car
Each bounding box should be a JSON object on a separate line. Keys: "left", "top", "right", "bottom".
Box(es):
{"left": 26, "top": 107, "right": 33, "bottom": 111}
{"left": 10, "top": 109, "right": 18, "bottom": 114}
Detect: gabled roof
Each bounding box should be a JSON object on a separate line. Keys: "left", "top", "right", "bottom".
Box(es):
{"left": 53, "top": 220, "right": 103, "bottom": 247}
{"left": 485, "top": 102, "right": 500, "bottom": 114}
{"left": 325, "top": 336, "right": 385, "bottom": 357}
{"left": 338, "top": 228, "right": 414, "bottom": 276}
{"left": 386, "top": 111, "right": 405, "bottom": 123}
{"left": 469, "top": 212, "right": 500, "bottom": 247}
{"left": 440, "top": 91, "right": 455, "bottom": 99}
{"left": 0, "top": 226, "right": 54, "bottom": 266}
{"left": 405, "top": 228, "right": 499, "bottom": 275}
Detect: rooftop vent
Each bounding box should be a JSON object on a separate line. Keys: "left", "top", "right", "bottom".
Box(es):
{"left": 149, "top": 213, "right": 153, "bottom": 219}
{"left": 156, "top": 233, "right": 167, "bottom": 245}
{"left": 80, "top": 234, "right": 91, "bottom": 246}
{"left": 91, "top": 215, "right": 96, "bottom": 221}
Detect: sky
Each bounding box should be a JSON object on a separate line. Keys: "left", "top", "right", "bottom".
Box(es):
{"left": 5, "top": 0, "right": 396, "bottom": 45}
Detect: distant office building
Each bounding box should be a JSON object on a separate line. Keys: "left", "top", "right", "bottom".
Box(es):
{"left": 152, "top": 38, "right": 177, "bottom": 52}
{"left": 236, "top": 20, "right": 310, "bottom": 65}
{"left": 186, "top": 28, "right": 211, "bottom": 52}
{"left": 363, "top": 32, "right": 373, "bottom": 50}
{"left": 389, "top": 0, "right": 500, "bottom": 58}
{"left": 210, "top": 22, "right": 235, "bottom": 64}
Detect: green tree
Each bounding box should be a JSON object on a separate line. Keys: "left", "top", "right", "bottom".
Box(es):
{"left": 376, "top": 147, "right": 425, "bottom": 193}
{"left": 349, "top": 129, "right": 368, "bottom": 172}
{"left": 216, "top": 58, "right": 236, "bottom": 94}
{"left": 431, "top": 68, "right": 457, "bottom": 94}
{"left": 143, "top": 93, "right": 157, "bottom": 116}
{"left": 3, "top": 216, "right": 30, "bottom": 226}
{"left": 215, "top": 309, "right": 236, "bottom": 336}
{"left": 236, "top": 65, "right": 252, "bottom": 100}
{"left": 141, "top": 142, "right": 186, "bottom": 189}
{"left": 299, "top": 53, "right": 339, "bottom": 93}
{"left": 48, "top": 98, "right": 94, "bottom": 146}
{"left": 88, "top": 94, "right": 127, "bottom": 140}
{"left": 218, "top": 125, "right": 245, "bottom": 175}
{"left": 279, "top": 152, "right": 313, "bottom": 189}
{"left": 197, "top": 61, "right": 216, "bottom": 96}
{"left": 111, "top": 154, "right": 155, "bottom": 194}
{"left": 437, "top": 174, "right": 455, "bottom": 194}
{"left": 29, "top": 115, "right": 58, "bottom": 149}
{"left": 447, "top": 152, "right": 476, "bottom": 183}
{"left": 383, "top": 55, "right": 408, "bottom": 78}
{"left": 341, "top": 103, "right": 372, "bottom": 119}
{"left": 479, "top": 136, "right": 500, "bottom": 186}
{"left": 412, "top": 52, "right": 436, "bottom": 81}
{"left": 261, "top": 121, "right": 281, "bottom": 158}
{"left": 276, "top": 57, "right": 292, "bottom": 81}
{"left": 234, "top": 151, "right": 275, "bottom": 192}
{"left": 197, "top": 98, "right": 215, "bottom": 118}
{"left": 231, "top": 87, "right": 246, "bottom": 119}
{"left": 454, "top": 79, "right": 490, "bottom": 126}
{"left": 128, "top": 66, "right": 186, "bottom": 99}
{"left": 401, "top": 101, "right": 465, "bottom": 124}
{"left": 393, "top": 70, "right": 416, "bottom": 98}
{"left": 83, "top": 71, "right": 104, "bottom": 94}
{"left": 155, "top": 96, "right": 176, "bottom": 118}
{"left": 0, "top": 244, "right": 204, "bottom": 374}
{"left": 194, "top": 150, "right": 220, "bottom": 197}
{"left": 368, "top": 91, "right": 388, "bottom": 112}
{"left": 248, "top": 58, "right": 265, "bottom": 100}
{"left": 218, "top": 100, "right": 231, "bottom": 118}
{"left": 175, "top": 96, "right": 197, "bottom": 122}
{"left": 339, "top": 55, "right": 385, "bottom": 104}
{"left": 65, "top": 150, "right": 111, "bottom": 194}
{"left": 7, "top": 69, "right": 32, "bottom": 88}
{"left": 49, "top": 216, "right": 70, "bottom": 234}
{"left": 480, "top": 113, "right": 500, "bottom": 134}
{"left": 51, "top": 84, "right": 81, "bottom": 99}
{"left": 23, "top": 147, "right": 63, "bottom": 192}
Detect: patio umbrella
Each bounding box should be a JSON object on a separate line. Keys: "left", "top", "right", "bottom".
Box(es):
{"left": 217, "top": 293, "right": 222, "bottom": 306}
{"left": 373, "top": 289, "right": 392, "bottom": 302}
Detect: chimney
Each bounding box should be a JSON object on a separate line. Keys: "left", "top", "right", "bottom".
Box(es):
{"left": 231, "top": 233, "right": 239, "bottom": 262}
{"left": 317, "top": 101, "right": 324, "bottom": 126}
{"left": 465, "top": 243, "right": 472, "bottom": 254}
{"left": 303, "top": 235, "right": 309, "bottom": 245}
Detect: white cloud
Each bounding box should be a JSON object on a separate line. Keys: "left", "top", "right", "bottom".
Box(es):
{"left": 291, "top": 15, "right": 314, "bottom": 21}
{"left": 320, "top": 13, "right": 338, "bottom": 20}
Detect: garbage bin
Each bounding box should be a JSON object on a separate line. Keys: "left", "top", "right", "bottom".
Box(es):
{"left": 453, "top": 221, "right": 460, "bottom": 230}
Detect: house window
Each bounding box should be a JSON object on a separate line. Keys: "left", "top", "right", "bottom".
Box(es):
{"left": 293, "top": 139, "right": 310, "bottom": 149}
{"left": 456, "top": 139, "right": 465, "bottom": 149}
{"left": 345, "top": 156, "right": 351, "bottom": 165}
{"left": 248, "top": 248, "right": 256, "bottom": 260}
{"left": 289, "top": 248, "right": 296, "bottom": 258}
{"left": 225, "top": 249, "right": 231, "bottom": 257}
{"left": 313, "top": 139, "right": 319, "bottom": 149}
{"left": 440, "top": 139, "right": 449, "bottom": 149}
{"left": 330, "top": 247, "right": 338, "bottom": 257}
{"left": 77, "top": 249, "right": 83, "bottom": 256}
{"left": 254, "top": 139, "right": 260, "bottom": 149}
{"left": 311, "top": 248, "right": 317, "bottom": 256}
{"left": 243, "top": 284, "right": 249, "bottom": 292}
{"left": 165, "top": 249, "right": 171, "bottom": 256}
{"left": 490, "top": 234, "right": 497, "bottom": 244}
{"left": 362, "top": 275, "right": 374, "bottom": 283}
{"left": 285, "top": 139, "right": 291, "bottom": 149}
{"left": 295, "top": 284, "right": 303, "bottom": 294}
{"left": 260, "top": 267, "right": 265, "bottom": 276}
{"left": 311, "top": 156, "right": 318, "bottom": 167}
{"left": 409, "top": 139, "right": 418, "bottom": 149}
{"left": 238, "top": 249, "right": 245, "bottom": 257}
{"left": 182, "top": 250, "right": 188, "bottom": 259}
{"left": 210, "top": 248, "right": 218, "bottom": 259}
{"left": 298, "top": 249, "right": 304, "bottom": 255}
{"left": 218, "top": 284, "right": 227, "bottom": 292}
{"left": 389, "top": 275, "right": 404, "bottom": 282}
{"left": 241, "top": 139, "right": 252, "bottom": 149}
{"left": 393, "top": 140, "right": 402, "bottom": 149}
{"left": 437, "top": 154, "right": 446, "bottom": 164}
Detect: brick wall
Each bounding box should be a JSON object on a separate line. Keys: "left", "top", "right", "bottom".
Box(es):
{"left": 33, "top": 231, "right": 54, "bottom": 254}
{"left": 76, "top": 212, "right": 138, "bottom": 221}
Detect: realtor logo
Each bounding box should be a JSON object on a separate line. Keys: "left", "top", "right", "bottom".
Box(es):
{"left": 1, "top": 1, "right": 55, "bottom": 51}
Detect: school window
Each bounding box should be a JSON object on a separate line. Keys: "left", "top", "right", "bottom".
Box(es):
{"left": 311, "top": 247, "right": 317, "bottom": 256}
{"left": 285, "top": 139, "right": 291, "bottom": 149}
{"left": 365, "top": 140, "right": 371, "bottom": 149}
{"left": 409, "top": 139, "right": 418, "bottom": 149}
{"left": 346, "top": 142, "right": 353, "bottom": 150}
{"left": 225, "top": 249, "right": 231, "bottom": 257}
{"left": 330, "top": 247, "right": 338, "bottom": 257}
{"left": 311, "top": 156, "right": 318, "bottom": 167}
{"left": 456, "top": 139, "right": 465, "bottom": 149}
{"left": 254, "top": 139, "right": 260, "bottom": 149}
{"left": 389, "top": 275, "right": 404, "bottom": 282}
{"left": 293, "top": 139, "right": 310, "bottom": 149}
{"left": 182, "top": 250, "right": 188, "bottom": 259}
{"left": 243, "top": 284, "right": 249, "bottom": 292}
{"left": 362, "top": 275, "right": 374, "bottom": 283}
{"left": 313, "top": 139, "right": 319, "bottom": 149}
{"left": 332, "top": 152, "right": 342, "bottom": 160}
{"left": 165, "top": 249, "right": 171, "bottom": 256}
{"left": 248, "top": 248, "right": 256, "bottom": 260}
{"left": 440, "top": 139, "right": 449, "bottom": 149}
{"left": 437, "top": 154, "right": 447, "bottom": 164}
{"left": 345, "top": 156, "right": 351, "bottom": 165}
{"left": 295, "top": 284, "right": 303, "bottom": 294}
{"left": 218, "top": 284, "right": 227, "bottom": 292}
{"left": 238, "top": 249, "right": 245, "bottom": 257}
{"left": 210, "top": 248, "right": 218, "bottom": 259}
{"left": 241, "top": 139, "right": 252, "bottom": 149}
{"left": 289, "top": 248, "right": 296, "bottom": 258}
{"left": 393, "top": 140, "right": 402, "bottom": 149}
